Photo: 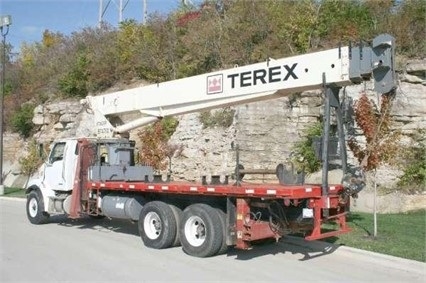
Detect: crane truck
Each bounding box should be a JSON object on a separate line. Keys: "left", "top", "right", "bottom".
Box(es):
{"left": 25, "top": 34, "right": 396, "bottom": 257}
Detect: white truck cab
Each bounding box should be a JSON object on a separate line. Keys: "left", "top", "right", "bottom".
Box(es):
{"left": 26, "top": 139, "right": 80, "bottom": 223}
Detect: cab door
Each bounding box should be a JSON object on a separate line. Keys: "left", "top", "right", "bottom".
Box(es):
{"left": 43, "top": 141, "right": 78, "bottom": 191}
{"left": 43, "top": 142, "right": 66, "bottom": 191}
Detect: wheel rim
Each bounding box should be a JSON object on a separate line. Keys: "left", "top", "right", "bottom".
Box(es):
{"left": 184, "top": 216, "right": 206, "bottom": 247}
{"left": 29, "top": 198, "right": 38, "bottom": 218}
{"left": 144, "top": 212, "right": 162, "bottom": 240}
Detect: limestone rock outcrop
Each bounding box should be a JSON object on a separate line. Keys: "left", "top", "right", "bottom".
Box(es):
{"left": 3, "top": 59, "right": 425, "bottom": 212}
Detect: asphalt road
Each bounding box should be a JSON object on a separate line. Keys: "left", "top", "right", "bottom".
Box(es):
{"left": 1, "top": 198, "right": 425, "bottom": 283}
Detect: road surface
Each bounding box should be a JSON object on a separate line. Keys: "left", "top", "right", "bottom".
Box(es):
{"left": 1, "top": 198, "right": 425, "bottom": 282}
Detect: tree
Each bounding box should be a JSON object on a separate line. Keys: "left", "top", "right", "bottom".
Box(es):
{"left": 58, "top": 50, "right": 89, "bottom": 98}
{"left": 19, "top": 139, "right": 45, "bottom": 187}
{"left": 316, "top": 0, "right": 375, "bottom": 47}
{"left": 137, "top": 117, "right": 179, "bottom": 171}
{"left": 348, "top": 91, "right": 399, "bottom": 238}
{"left": 392, "top": 0, "right": 426, "bottom": 57}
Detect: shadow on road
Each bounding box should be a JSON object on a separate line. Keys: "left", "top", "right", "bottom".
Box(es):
{"left": 46, "top": 215, "right": 340, "bottom": 260}
{"left": 227, "top": 237, "right": 340, "bottom": 261}
{"left": 49, "top": 215, "right": 140, "bottom": 237}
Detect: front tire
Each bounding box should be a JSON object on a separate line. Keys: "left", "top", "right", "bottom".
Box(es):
{"left": 138, "top": 201, "right": 177, "bottom": 249}
{"left": 179, "top": 203, "right": 223, "bottom": 257}
{"left": 26, "top": 191, "right": 49, "bottom": 225}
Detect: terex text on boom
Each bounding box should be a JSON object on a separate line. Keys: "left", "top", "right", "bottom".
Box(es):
{"left": 227, "top": 63, "right": 298, "bottom": 88}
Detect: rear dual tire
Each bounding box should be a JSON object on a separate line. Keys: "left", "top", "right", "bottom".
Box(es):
{"left": 179, "top": 203, "right": 225, "bottom": 258}
{"left": 139, "top": 201, "right": 227, "bottom": 257}
{"left": 215, "top": 208, "right": 228, "bottom": 255}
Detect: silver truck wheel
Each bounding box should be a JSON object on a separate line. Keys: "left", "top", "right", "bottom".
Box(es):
{"left": 144, "top": 211, "right": 162, "bottom": 240}
{"left": 28, "top": 197, "right": 38, "bottom": 218}
{"left": 184, "top": 215, "right": 206, "bottom": 247}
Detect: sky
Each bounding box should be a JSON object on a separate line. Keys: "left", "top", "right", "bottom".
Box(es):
{"left": 0, "top": 0, "right": 185, "bottom": 54}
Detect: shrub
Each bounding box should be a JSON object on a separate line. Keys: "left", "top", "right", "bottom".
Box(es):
{"left": 137, "top": 117, "right": 179, "bottom": 170}
{"left": 291, "top": 121, "right": 323, "bottom": 174}
{"left": 19, "top": 139, "right": 44, "bottom": 176}
{"left": 11, "top": 103, "right": 35, "bottom": 138}
{"left": 199, "top": 108, "right": 235, "bottom": 129}
{"left": 161, "top": 117, "right": 179, "bottom": 139}
{"left": 397, "top": 130, "right": 426, "bottom": 192}
{"left": 58, "top": 52, "right": 89, "bottom": 98}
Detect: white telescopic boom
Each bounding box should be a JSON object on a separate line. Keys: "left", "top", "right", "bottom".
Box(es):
{"left": 81, "top": 34, "right": 395, "bottom": 138}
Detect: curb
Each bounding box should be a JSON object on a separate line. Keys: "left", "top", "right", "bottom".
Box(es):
{"left": 283, "top": 236, "right": 426, "bottom": 273}
{"left": 337, "top": 245, "right": 426, "bottom": 272}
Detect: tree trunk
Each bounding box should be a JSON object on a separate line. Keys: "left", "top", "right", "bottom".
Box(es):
{"left": 373, "top": 169, "right": 378, "bottom": 238}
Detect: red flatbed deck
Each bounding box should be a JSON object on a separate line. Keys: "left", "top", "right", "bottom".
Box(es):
{"left": 89, "top": 180, "right": 343, "bottom": 199}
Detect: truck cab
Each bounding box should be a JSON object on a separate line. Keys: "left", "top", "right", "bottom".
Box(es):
{"left": 26, "top": 139, "right": 80, "bottom": 224}
{"left": 26, "top": 138, "right": 154, "bottom": 224}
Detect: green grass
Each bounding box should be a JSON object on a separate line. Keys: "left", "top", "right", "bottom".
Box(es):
{"left": 3, "top": 187, "right": 26, "bottom": 198}
{"left": 323, "top": 210, "right": 426, "bottom": 262}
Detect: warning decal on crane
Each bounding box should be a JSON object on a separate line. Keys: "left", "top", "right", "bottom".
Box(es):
{"left": 207, "top": 74, "right": 223, "bottom": 94}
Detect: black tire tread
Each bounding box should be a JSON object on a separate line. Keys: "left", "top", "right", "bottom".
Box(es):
{"left": 138, "top": 201, "right": 177, "bottom": 249}
{"left": 168, "top": 204, "right": 183, "bottom": 247}
{"left": 179, "top": 203, "right": 223, "bottom": 258}
{"left": 26, "top": 190, "right": 49, "bottom": 225}
{"left": 215, "top": 208, "right": 228, "bottom": 255}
